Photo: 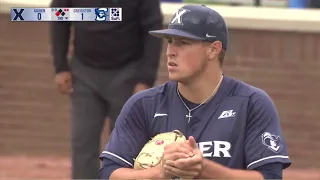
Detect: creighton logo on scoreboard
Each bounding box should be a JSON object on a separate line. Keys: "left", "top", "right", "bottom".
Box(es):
{"left": 51, "top": 8, "right": 70, "bottom": 21}
{"left": 95, "top": 8, "right": 109, "bottom": 21}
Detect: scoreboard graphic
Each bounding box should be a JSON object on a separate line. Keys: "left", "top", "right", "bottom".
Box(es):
{"left": 10, "top": 7, "right": 122, "bottom": 22}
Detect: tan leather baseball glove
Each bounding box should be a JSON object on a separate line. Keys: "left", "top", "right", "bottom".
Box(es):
{"left": 133, "top": 130, "right": 186, "bottom": 169}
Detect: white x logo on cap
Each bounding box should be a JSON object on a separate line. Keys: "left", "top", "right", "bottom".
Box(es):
{"left": 170, "top": 8, "right": 190, "bottom": 25}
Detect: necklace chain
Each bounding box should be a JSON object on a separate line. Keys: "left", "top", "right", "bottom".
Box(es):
{"left": 177, "top": 75, "right": 224, "bottom": 123}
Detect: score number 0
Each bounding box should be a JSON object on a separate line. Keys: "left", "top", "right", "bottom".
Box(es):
{"left": 37, "top": 13, "right": 42, "bottom": 20}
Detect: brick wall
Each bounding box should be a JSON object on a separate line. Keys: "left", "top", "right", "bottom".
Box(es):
{"left": 0, "top": 13, "right": 319, "bottom": 168}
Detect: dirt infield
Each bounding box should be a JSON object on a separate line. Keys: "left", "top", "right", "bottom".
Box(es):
{"left": 0, "top": 155, "right": 319, "bottom": 180}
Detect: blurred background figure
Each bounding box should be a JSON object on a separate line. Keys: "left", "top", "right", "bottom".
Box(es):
{"left": 50, "top": 0, "right": 162, "bottom": 179}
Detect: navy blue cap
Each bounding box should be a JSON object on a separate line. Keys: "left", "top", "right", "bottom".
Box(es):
{"left": 149, "top": 4, "right": 228, "bottom": 50}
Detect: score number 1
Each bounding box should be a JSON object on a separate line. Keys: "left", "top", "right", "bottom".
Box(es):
{"left": 81, "top": 13, "right": 84, "bottom": 20}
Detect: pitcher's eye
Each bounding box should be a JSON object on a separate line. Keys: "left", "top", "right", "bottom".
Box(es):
{"left": 176, "top": 41, "right": 189, "bottom": 46}
{"left": 180, "top": 41, "right": 188, "bottom": 45}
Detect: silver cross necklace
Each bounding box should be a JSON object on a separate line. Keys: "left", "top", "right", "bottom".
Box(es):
{"left": 177, "top": 75, "right": 224, "bottom": 123}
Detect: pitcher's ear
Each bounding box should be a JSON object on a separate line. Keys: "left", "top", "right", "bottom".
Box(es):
{"left": 208, "top": 41, "right": 222, "bottom": 60}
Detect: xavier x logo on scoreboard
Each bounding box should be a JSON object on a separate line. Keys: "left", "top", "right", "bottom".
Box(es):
{"left": 11, "top": 8, "right": 25, "bottom": 21}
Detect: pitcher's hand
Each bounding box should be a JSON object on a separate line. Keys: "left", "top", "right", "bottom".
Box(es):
{"left": 164, "top": 136, "right": 204, "bottom": 179}
{"left": 161, "top": 141, "right": 195, "bottom": 179}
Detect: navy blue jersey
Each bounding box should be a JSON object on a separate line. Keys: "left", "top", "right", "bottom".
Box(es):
{"left": 100, "top": 75, "right": 291, "bottom": 170}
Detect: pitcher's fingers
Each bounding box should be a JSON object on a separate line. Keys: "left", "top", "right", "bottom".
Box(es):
{"left": 164, "top": 165, "right": 199, "bottom": 179}
{"left": 166, "top": 159, "right": 202, "bottom": 171}
{"left": 164, "top": 146, "right": 194, "bottom": 157}
{"left": 163, "top": 152, "right": 190, "bottom": 161}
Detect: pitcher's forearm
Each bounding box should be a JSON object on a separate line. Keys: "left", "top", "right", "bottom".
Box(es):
{"left": 198, "top": 159, "right": 263, "bottom": 179}
{"left": 109, "top": 167, "right": 161, "bottom": 180}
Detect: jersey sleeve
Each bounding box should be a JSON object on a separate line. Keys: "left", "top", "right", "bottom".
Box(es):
{"left": 99, "top": 93, "right": 149, "bottom": 168}
{"left": 245, "top": 90, "right": 291, "bottom": 170}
